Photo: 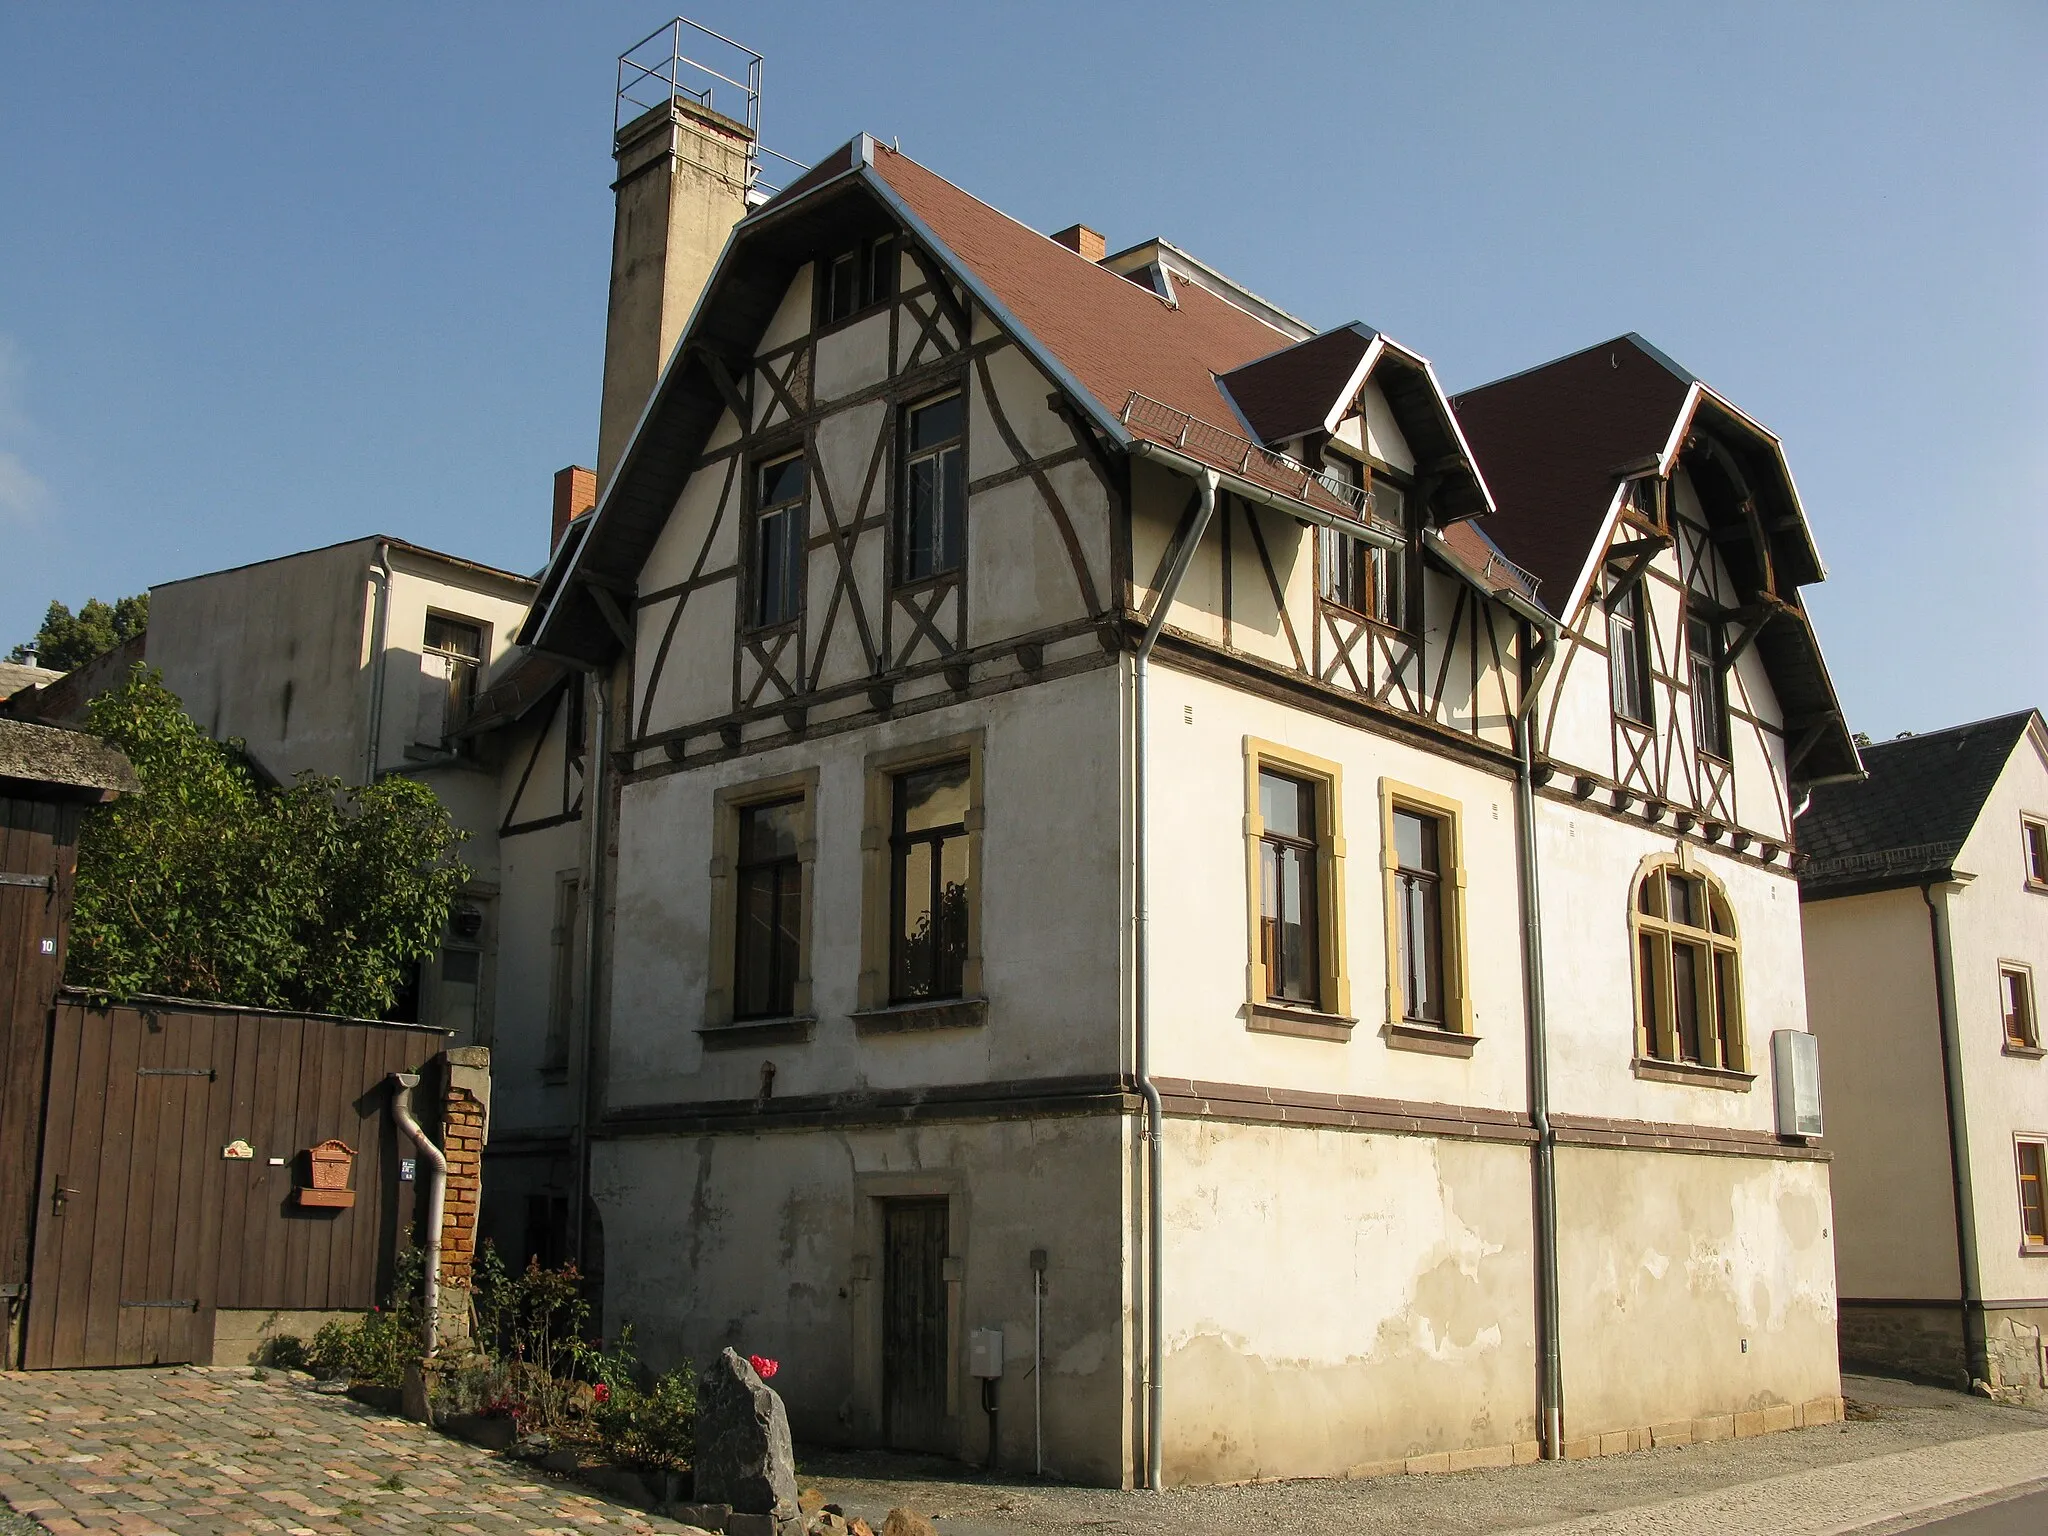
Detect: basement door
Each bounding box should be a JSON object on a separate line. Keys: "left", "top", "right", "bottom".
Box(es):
{"left": 882, "top": 1198, "right": 950, "bottom": 1451}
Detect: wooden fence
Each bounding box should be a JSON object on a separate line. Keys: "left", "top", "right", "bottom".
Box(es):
{"left": 20, "top": 993, "right": 446, "bottom": 1369}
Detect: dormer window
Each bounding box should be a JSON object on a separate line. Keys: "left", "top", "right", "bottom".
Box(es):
{"left": 824, "top": 235, "right": 896, "bottom": 325}
{"left": 1624, "top": 475, "right": 1665, "bottom": 530}
{"left": 1316, "top": 457, "right": 1408, "bottom": 629}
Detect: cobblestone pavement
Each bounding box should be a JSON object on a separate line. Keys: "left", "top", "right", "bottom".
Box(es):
{"left": 0, "top": 1367, "right": 702, "bottom": 1536}
{"left": 2, "top": 1369, "right": 2046, "bottom": 1536}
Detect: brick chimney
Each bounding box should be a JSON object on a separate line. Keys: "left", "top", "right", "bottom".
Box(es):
{"left": 552, "top": 465, "right": 597, "bottom": 551}
{"left": 598, "top": 97, "right": 755, "bottom": 488}
{"left": 1051, "top": 224, "right": 1107, "bottom": 263}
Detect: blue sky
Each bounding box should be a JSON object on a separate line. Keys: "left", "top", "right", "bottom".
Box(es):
{"left": 1, "top": 2, "right": 2040, "bottom": 735}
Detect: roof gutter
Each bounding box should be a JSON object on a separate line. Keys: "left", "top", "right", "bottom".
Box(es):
{"left": 1126, "top": 439, "right": 1399, "bottom": 550}
{"left": 1130, "top": 464, "right": 1219, "bottom": 1491}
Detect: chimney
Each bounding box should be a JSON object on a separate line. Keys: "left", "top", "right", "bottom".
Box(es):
{"left": 552, "top": 465, "right": 597, "bottom": 551}
{"left": 1050, "top": 224, "right": 1107, "bottom": 263}
{"left": 597, "top": 92, "right": 756, "bottom": 488}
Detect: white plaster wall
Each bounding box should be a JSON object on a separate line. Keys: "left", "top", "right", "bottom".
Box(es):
{"left": 1536, "top": 796, "right": 1810, "bottom": 1132}
{"left": 1144, "top": 666, "right": 1531, "bottom": 1111}
{"left": 1557, "top": 1148, "right": 1839, "bottom": 1434}
{"left": 147, "top": 539, "right": 377, "bottom": 784}
{"left": 592, "top": 1113, "right": 1134, "bottom": 1485}
{"left": 606, "top": 669, "right": 1123, "bottom": 1108}
{"left": 811, "top": 309, "right": 890, "bottom": 407}
{"left": 1947, "top": 725, "right": 2048, "bottom": 1303}
{"left": 1800, "top": 887, "right": 1958, "bottom": 1300}
{"left": 492, "top": 809, "right": 583, "bottom": 1136}
{"left": 1161, "top": 1123, "right": 1537, "bottom": 1480}
{"left": 757, "top": 265, "right": 813, "bottom": 354}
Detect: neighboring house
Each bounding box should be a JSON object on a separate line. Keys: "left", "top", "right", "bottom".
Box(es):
{"left": 1799, "top": 710, "right": 2048, "bottom": 1397}
{"left": 0, "top": 660, "right": 63, "bottom": 706}
{"left": 140, "top": 538, "right": 538, "bottom": 1043}
{"left": 522, "top": 114, "right": 1859, "bottom": 1485}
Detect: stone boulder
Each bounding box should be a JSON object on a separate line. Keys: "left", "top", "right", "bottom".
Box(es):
{"left": 693, "top": 1348, "right": 800, "bottom": 1529}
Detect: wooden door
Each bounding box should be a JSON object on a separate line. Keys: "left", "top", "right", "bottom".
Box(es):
{"left": 882, "top": 1198, "right": 950, "bottom": 1451}
{"left": 23, "top": 1007, "right": 220, "bottom": 1368}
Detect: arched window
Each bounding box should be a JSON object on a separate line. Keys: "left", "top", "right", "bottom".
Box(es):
{"left": 1631, "top": 859, "right": 1745, "bottom": 1071}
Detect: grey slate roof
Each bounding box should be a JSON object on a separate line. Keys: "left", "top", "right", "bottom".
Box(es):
{"left": 1797, "top": 709, "right": 2039, "bottom": 900}
{"left": 0, "top": 716, "right": 140, "bottom": 795}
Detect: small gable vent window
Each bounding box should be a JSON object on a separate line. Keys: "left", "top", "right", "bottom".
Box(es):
{"left": 825, "top": 235, "right": 896, "bottom": 325}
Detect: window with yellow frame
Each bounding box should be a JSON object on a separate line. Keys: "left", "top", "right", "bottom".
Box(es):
{"left": 1241, "top": 739, "right": 1350, "bottom": 1034}
{"left": 1377, "top": 779, "right": 1473, "bottom": 1040}
{"left": 1630, "top": 850, "right": 1746, "bottom": 1072}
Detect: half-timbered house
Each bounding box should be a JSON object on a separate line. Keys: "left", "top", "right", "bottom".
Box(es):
{"left": 523, "top": 117, "right": 1860, "bottom": 1484}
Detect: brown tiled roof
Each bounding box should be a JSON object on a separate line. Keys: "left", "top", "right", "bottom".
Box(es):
{"left": 1450, "top": 335, "right": 1693, "bottom": 608}
{"left": 869, "top": 146, "right": 1292, "bottom": 431}
{"left": 1219, "top": 324, "right": 1377, "bottom": 443}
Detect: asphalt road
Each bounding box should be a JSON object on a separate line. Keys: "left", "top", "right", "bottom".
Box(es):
{"left": 1903, "top": 1486, "right": 2048, "bottom": 1534}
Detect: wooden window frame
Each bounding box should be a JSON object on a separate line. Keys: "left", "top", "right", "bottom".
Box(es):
{"left": 1607, "top": 580, "right": 1654, "bottom": 727}
{"left": 1241, "top": 738, "right": 1350, "bottom": 1037}
{"left": 2016, "top": 1137, "right": 2048, "bottom": 1254}
{"left": 819, "top": 234, "right": 898, "bottom": 330}
{"left": 1687, "top": 611, "right": 1732, "bottom": 763}
{"left": 856, "top": 732, "right": 985, "bottom": 1021}
{"left": 747, "top": 451, "right": 809, "bottom": 633}
{"left": 1378, "top": 778, "right": 1473, "bottom": 1047}
{"left": 896, "top": 389, "right": 968, "bottom": 589}
{"left": 420, "top": 610, "right": 487, "bottom": 753}
{"left": 2000, "top": 962, "right": 2041, "bottom": 1054}
{"left": 1314, "top": 456, "right": 1414, "bottom": 635}
{"left": 2022, "top": 814, "right": 2048, "bottom": 894}
{"left": 705, "top": 768, "right": 819, "bottom": 1030}
{"left": 1629, "top": 847, "right": 1750, "bottom": 1084}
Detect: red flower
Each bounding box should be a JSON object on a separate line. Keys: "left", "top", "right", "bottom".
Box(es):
{"left": 592, "top": 1383, "right": 610, "bottom": 1405}
{"left": 748, "top": 1355, "right": 779, "bottom": 1380}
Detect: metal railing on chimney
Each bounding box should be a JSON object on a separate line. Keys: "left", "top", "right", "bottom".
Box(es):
{"left": 615, "top": 18, "right": 811, "bottom": 200}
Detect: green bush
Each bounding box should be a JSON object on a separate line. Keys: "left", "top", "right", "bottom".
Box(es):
{"left": 262, "top": 1334, "right": 310, "bottom": 1373}
{"left": 593, "top": 1358, "right": 697, "bottom": 1472}
{"left": 306, "top": 1250, "right": 426, "bottom": 1386}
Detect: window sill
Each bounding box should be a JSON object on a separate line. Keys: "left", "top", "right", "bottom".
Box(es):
{"left": 1247, "top": 1003, "right": 1355, "bottom": 1042}
{"left": 697, "top": 1015, "right": 818, "bottom": 1050}
{"left": 1382, "top": 1021, "right": 1477, "bottom": 1058}
{"left": 2003, "top": 1042, "right": 2046, "bottom": 1059}
{"left": 852, "top": 996, "right": 988, "bottom": 1034}
{"left": 1633, "top": 1058, "right": 1756, "bottom": 1091}
{"left": 2022, "top": 1244, "right": 2048, "bottom": 1258}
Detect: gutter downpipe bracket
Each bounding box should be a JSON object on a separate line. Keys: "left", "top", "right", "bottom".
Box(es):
{"left": 1132, "top": 465, "right": 1217, "bottom": 1491}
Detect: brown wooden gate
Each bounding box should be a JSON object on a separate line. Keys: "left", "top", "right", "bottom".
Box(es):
{"left": 23, "top": 996, "right": 442, "bottom": 1369}
{"left": 882, "top": 1198, "right": 951, "bottom": 1451}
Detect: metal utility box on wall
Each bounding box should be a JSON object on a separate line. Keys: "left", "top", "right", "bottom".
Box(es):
{"left": 969, "top": 1327, "right": 1004, "bottom": 1379}
{"left": 1772, "top": 1029, "right": 1823, "bottom": 1139}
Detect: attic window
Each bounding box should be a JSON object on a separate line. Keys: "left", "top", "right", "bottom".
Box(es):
{"left": 1623, "top": 476, "right": 1665, "bottom": 530}
{"left": 825, "top": 236, "right": 896, "bottom": 325}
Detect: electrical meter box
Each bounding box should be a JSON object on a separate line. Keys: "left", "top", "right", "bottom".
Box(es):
{"left": 969, "top": 1327, "right": 1004, "bottom": 1379}
{"left": 1772, "top": 1030, "right": 1823, "bottom": 1139}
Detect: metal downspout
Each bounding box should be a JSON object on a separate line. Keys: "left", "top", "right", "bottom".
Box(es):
{"left": 365, "top": 541, "right": 393, "bottom": 783}
{"left": 1512, "top": 614, "right": 1564, "bottom": 1459}
{"left": 390, "top": 1072, "right": 448, "bottom": 1351}
{"left": 1132, "top": 467, "right": 1217, "bottom": 1491}
{"left": 571, "top": 667, "right": 611, "bottom": 1267}
{"left": 1923, "top": 882, "right": 1983, "bottom": 1381}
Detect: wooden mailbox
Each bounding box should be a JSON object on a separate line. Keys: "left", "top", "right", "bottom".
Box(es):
{"left": 295, "top": 1139, "right": 357, "bottom": 1208}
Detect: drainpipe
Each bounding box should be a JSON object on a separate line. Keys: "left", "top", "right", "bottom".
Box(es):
{"left": 364, "top": 541, "right": 394, "bottom": 783}
{"left": 390, "top": 1071, "right": 449, "bottom": 1352}
{"left": 1923, "top": 882, "right": 1983, "bottom": 1382}
{"left": 570, "top": 665, "right": 611, "bottom": 1267}
{"left": 1131, "top": 467, "right": 1217, "bottom": 1491}
{"left": 1511, "top": 611, "right": 1564, "bottom": 1459}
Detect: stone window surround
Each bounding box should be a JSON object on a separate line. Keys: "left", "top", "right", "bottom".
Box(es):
{"left": 1627, "top": 844, "right": 1752, "bottom": 1082}
{"left": 2022, "top": 811, "right": 2048, "bottom": 893}
{"left": 702, "top": 767, "right": 820, "bottom": 1034}
{"left": 1377, "top": 776, "right": 1476, "bottom": 1051}
{"left": 855, "top": 729, "right": 986, "bottom": 1016}
{"left": 2014, "top": 1135, "right": 2048, "bottom": 1256}
{"left": 1241, "top": 737, "right": 1352, "bottom": 1037}
{"left": 2000, "top": 959, "right": 2043, "bottom": 1057}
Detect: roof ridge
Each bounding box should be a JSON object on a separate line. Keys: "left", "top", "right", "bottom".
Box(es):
{"left": 1854, "top": 708, "right": 2040, "bottom": 753}
{"left": 1452, "top": 333, "right": 1657, "bottom": 400}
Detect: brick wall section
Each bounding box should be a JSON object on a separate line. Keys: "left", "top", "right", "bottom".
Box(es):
{"left": 438, "top": 1084, "right": 486, "bottom": 1294}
